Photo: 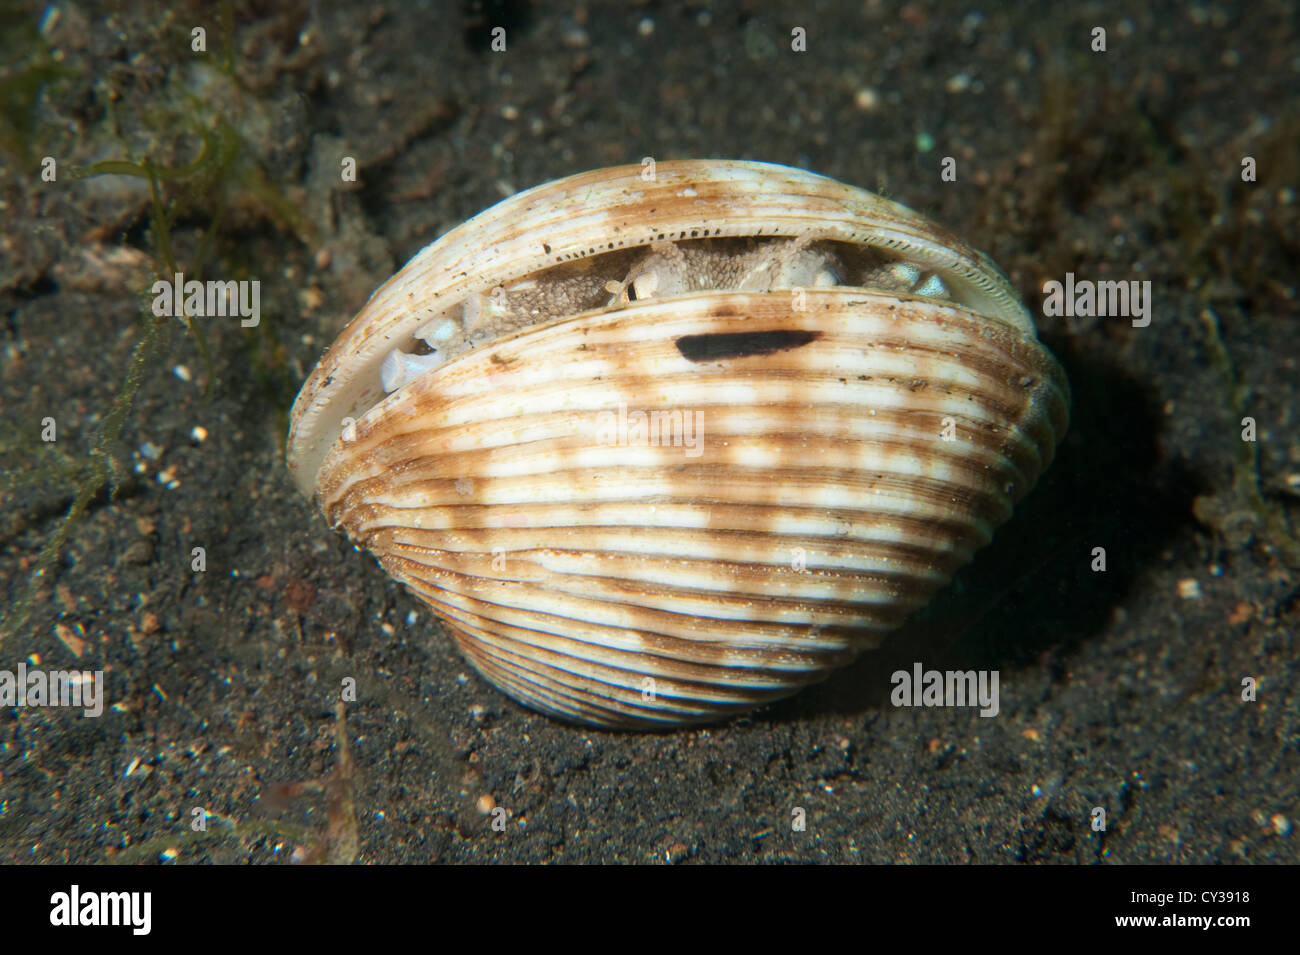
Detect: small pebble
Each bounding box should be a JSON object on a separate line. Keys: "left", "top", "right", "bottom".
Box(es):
{"left": 299, "top": 286, "right": 324, "bottom": 313}
{"left": 54, "top": 622, "right": 85, "bottom": 658}
{"left": 945, "top": 73, "right": 971, "bottom": 93}
{"left": 854, "top": 87, "right": 880, "bottom": 112}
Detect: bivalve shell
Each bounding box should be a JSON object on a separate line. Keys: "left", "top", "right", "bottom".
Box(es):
{"left": 289, "top": 160, "right": 1069, "bottom": 728}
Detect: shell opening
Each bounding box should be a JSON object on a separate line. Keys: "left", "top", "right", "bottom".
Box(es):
{"left": 373, "top": 238, "right": 960, "bottom": 399}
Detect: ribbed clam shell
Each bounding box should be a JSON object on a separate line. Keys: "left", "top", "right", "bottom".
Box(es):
{"left": 314, "top": 287, "right": 1068, "bottom": 727}
{"left": 288, "top": 160, "right": 1034, "bottom": 494}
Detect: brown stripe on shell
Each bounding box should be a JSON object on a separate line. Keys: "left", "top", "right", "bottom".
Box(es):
{"left": 381, "top": 550, "right": 913, "bottom": 641}
{"left": 368, "top": 518, "right": 979, "bottom": 579}
{"left": 382, "top": 547, "right": 928, "bottom": 627}
{"left": 417, "top": 588, "right": 868, "bottom": 673}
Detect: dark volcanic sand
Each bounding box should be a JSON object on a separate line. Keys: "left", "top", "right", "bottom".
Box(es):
{"left": 1, "top": 1, "right": 1296, "bottom": 863}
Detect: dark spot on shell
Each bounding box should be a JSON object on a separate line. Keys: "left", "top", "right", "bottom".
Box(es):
{"left": 675, "top": 329, "right": 822, "bottom": 363}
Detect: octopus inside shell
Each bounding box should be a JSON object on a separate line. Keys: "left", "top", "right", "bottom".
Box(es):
{"left": 287, "top": 159, "right": 1069, "bottom": 728}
